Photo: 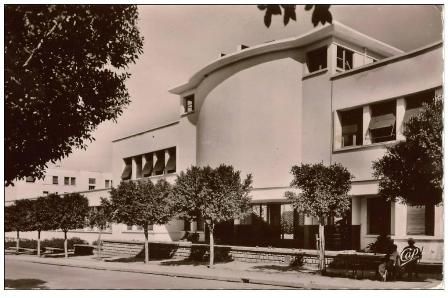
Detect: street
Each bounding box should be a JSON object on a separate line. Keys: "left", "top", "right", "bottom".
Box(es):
{"left": 5, "top": 257, "right": 289, "bottom": 289}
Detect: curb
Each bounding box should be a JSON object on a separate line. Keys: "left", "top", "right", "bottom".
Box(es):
{"left": 18, "top": 257, "right": 318, "bottom": 289}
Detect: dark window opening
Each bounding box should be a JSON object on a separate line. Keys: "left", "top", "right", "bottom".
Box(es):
{"left": 306, "top": 46, "right": 327, "bottom": 73}
{"left": 153, "top": 151, "right": 165, "bottom": 176}
{"left": 165, "top": 147, "right": 176, "bottom": 174}
{"left": 70, "top": 177, "right": 76, "bottom": 185}
{"left": 121, "top": 159, "right": 132, "bottom": 180}
{"left": 184, "top": 95, "right": 195, "bottom": 113}
{"left": 339, "top": 108, "right": 363, "bottom": 147}
{"left": 26, "top": 176, "right": 35, "bottom": 183}
{"left": 135, "top": 157, "right": 142, "bottom": 179}
{"left": 369, "top": 100, "right": 396, "bottom": 143}
{"left": 52, "top": 176, "right": 58, "bottom": 185}
{"left": 367, "top": 198, "right": 391, "bottom": 235}
{"left": 89, "top": 185, "right": 95, "bottom": 190}
{"left": 64, "top": 177, "right": 70, "bottom": 185}
{"left": 89, "top": 178, "right": 96, "bottom": 185}
{"left": 337, "top": 46, "right": 354, "bottom": 71}
{"left": 142, "top": 153, "right": 153, "bottom": 177}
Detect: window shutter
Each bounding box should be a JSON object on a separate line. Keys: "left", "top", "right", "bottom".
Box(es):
{"left": 406, "top": 206, "right": 426, "bottom": 235}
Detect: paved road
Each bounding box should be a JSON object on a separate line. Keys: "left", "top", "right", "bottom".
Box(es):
{"left": 5, "top": 258, "right": 289, "bottom": 289}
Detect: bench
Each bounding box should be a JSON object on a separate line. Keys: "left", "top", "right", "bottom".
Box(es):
{"left": 43, "top": 247, "right": 65, "bottom": 254}
{"left": 73, "top": 244, "right": 95, "bottom": 256}
{"left": 335, "top": 253, "right": 385, "bottom": 279}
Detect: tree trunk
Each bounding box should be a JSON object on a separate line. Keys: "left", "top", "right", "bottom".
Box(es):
{"left": 209, "top": 223, "right": 215, "bottom": 267}
{"left": 97, "top": 228, "right": 102, "bottom": 259}
{"left": 16, "top": 230, "right": 20, "bottom": 253}
{"left": 144, "top": 228, "right": 149, "bottom": 264}
{"left": 318, "top": 219, "right": 326, "bottom": 274}
{"left": 37, "top": 230, "right": 41, "bottom": 257}
{"left": 64, "top": 231, "right": 68, "bottom": 259}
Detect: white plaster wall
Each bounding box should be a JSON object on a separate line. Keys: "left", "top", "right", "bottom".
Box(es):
{"left": 196, "top": 57, "right": 303, "bottom": 188}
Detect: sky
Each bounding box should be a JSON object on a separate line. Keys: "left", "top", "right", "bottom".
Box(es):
{"left": 58, "top": 5, "right": 443, "bottom": 173}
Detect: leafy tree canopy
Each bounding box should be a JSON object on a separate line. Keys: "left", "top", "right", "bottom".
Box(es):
{"left": 258, "top": 4, "right": 332, "bottom": 27}
{"left": 172, "top": 165, "right": 253, "bottom": 225}
{"left": 30, "top": 196, "right": 55, "bottom": 232}
{"left": 5, "top": 200, "right": 34, "bottom": 232}
{"left": 5, "top": 5, "right": 144, "bottom": 185}
{"left": 110, "top": 179, "right": 174, "bottom": 228}
{"left": 286, "top": 162, "right": 353, "bottom": 220}
{"left": 52, "top": 193, "right": 90, "bottom": 232}
{"left": 373, "top": 95, "right": 443, "bottom": 206}
{"left": 88, "top": 198, "right": 113, "bottom": 230}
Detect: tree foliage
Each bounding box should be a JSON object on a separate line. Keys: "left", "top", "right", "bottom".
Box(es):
{"left": 373, "top": 95, "right": 443, "bottom": 206}
{"left": 110, "top": 179, "right": 174, "bottom": 228}
{"left": 173, "top": 165, "right": 253, "bottom": 224}
{"left": 5, "top": 5, "right": 144, "bottom": 185}
{"left": 5, "top": 200, "right": 33, "bottom": 233}
{"left": 52, "top": 193, "right": 90, "bottom": 232}
{"left": 88, "top": 198, "right": 113, "bottom": 231}
{"left": 172, "top": 164, "right": 252, "bottom": 266}
{"left": 257, "top": 4, "right": 332, "bottom": 28}
{"left": 285, "top": 163, "right": 353, "bottom": 220}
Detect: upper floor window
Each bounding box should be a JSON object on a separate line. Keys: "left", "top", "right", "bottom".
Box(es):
{"left": 52, "top": 176, "right": 58, "bottom": 185}
{"left": 336, "top": 46, "right": 354, "bottom": 72}
{"left": 71, "top": 177, "right": 76, "bottom": 186}
{"left": 368, "top": 100, "right": 396, "bottom": 143}
{"left": 121, "top": 158, "right": 132, "bottom": 180}
{"left": 339, "top": 108, "right": 363, "bottom": 147}
{"left": 64, "top": 177, "right": 70, "bottom": 185}
{"left": 135, "top": 157, "right": 143, "bottom": 179}
{"left": 403, "top": 89, "right": 434, "bottom": 127}
{"left": 105, "top": 179, "right": 111, "bottom": 188}
{"left": 142, "top": 153, "right": 153, "bottom": 178}
{"left": 184, "top": 95, "right": 195, "bottom": 113}
{"left": 165, "top": 147, "right": 176, "bottom": 174}
{"left": 88, "top": 178, "right": 96, "bottom": 185}
{"left": 25, "top": 176, "right": 35, "bottom": 183}
{"left": 306, "top": 46, "right": 327, "bottom": 73}
{"left": 153, "top": 150, "right": 165, "bottom": 176}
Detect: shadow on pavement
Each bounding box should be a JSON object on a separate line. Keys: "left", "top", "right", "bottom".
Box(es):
{"left": 160, "top": 259, "right": 209, "bottom": 266}
{"left": 5, "top": 278, "right": 48, "bottom": 289}
{"left": 251, "top": 264, "right": 312, "bottom": 273}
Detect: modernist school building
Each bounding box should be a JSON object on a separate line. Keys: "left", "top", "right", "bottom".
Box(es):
{"left": 7, "top": 22, "right": 443, "bottom": 263}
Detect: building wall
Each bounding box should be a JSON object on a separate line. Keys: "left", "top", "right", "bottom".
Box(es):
{"left": 196, "top": 57, "right": 303, "bottom": 188}
{"left": 5, "top": 168, "right": 112, "bottom": 203}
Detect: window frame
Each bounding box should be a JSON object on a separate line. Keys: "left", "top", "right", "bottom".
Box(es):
{"left": 306, "top": 46, "right": 328, "bottom": 73}
{"left": 52, "top": 176, "right": 58, "bottom": 185}
{"left": 336, "top": 46, "right": 354, "bottom": 72}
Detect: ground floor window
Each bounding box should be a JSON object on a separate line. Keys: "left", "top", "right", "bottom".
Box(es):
{"left": 367, "top": 197, "right": 391, "bottom": 235}
{"left": 407, "top": 205, "right": 434, "bottom": 236}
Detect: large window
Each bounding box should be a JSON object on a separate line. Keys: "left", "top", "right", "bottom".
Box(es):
{"left": 336, "top": 46, "right": 354, "bottom": 71}
{"left": 339, "top": 108, "right": 363, "bottom": 147}
{"left": 407, "top": 205, "right": 434, "bottom": 236}
{"left": 165, "top": 147, "right": 176, "bottom": 174}
{"left": 367, "top": 198, "right": 391, "bottom": 235}
{"left": 368, "top": 100, "right": 396, "bottom": 143}
{"left": 153, "top": 150, "right": 165, "bottom": 176}
{"left": 306, "top": 46, "right": 327, "bottom": 73}
{"left": 403, "top": 89, "right": 434, "bottom": 129}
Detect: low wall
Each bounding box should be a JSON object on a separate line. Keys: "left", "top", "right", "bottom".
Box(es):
{"left": 101, "top": 240, "right": 338, "bottom": 267}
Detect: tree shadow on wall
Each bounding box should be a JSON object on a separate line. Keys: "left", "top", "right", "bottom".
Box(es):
{"left": 5, "top": 278, "right": 48, "bottom": 289}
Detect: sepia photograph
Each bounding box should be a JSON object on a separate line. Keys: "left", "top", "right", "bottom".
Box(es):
{"left": 3, "top": 4, "right": 444, "bottom": 290}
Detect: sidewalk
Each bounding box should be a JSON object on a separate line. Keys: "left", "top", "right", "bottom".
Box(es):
{"left": 6, "top": 254, "right": 443, "bottom": 289}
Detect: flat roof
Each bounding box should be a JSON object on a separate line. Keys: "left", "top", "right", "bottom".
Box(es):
{"left": 170, "top": 21, "right": 404, "bottom": 95}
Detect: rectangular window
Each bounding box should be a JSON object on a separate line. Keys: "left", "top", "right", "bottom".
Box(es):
{"left": 306, "top": 46, "right": 327, "bottom": 73}
{"left": 165, "top": 147, "right": 176, "bottom": 174}
{"left": 135, "top": 157, "right": 143, "bottom": 179}
{"left": 25, "top": 176, "right": 35, "bottom": 183}
{"left": 184, "top": 220, "right": 191, "bottom": 231}
{"left": 367, "top": 198, "right": 391, "bottom": 235}
{"left": 184, "top": 95, "right": 195, "bottom": 113}
{"left": 336, "top": 46, "right": 354, "bottom": 71}
{"left": 43, "top": 191, "right": 49, "bottom": 195}
{"left": 339, "top": 108, "right": 363, "bottom": 147}
{"left": 403, "top": 89, "right": 434, "bottom": 128}
{"left": 89, "top": 185, "right": 95, "bottom": 190}
{"left": 153, "top": 150, "right": 165, "bottom": 176}
{"left": 368, "top": 100, "right": 396, "bottom": 143}
{"left": 196, "top": 217, "right": 205, "bottom": 232}
{"left": 64, "top": 177, "right": 70, "bottom": 185}
{"left": 70, "top": 177, "right": 76, "bottom": 185}
{"left": 88, "top": 178, "right": 96, "bottom": 185}
{"left": 127, "top": 225, "right": 133, "bottom": 231}
{"left": 105, "top": 180, "right": 110, "bottom": 188}
{"left": 407, "top": 205, "right": 434, "bottom": 236}
{"left": 142, "top": 153, "right": 153, "bottom": 177}
{"left": 52, "top": 176, "right": 58, "bottom": 185}
{"left": 121, "top": 158, "right": 132, "bottom": 180}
